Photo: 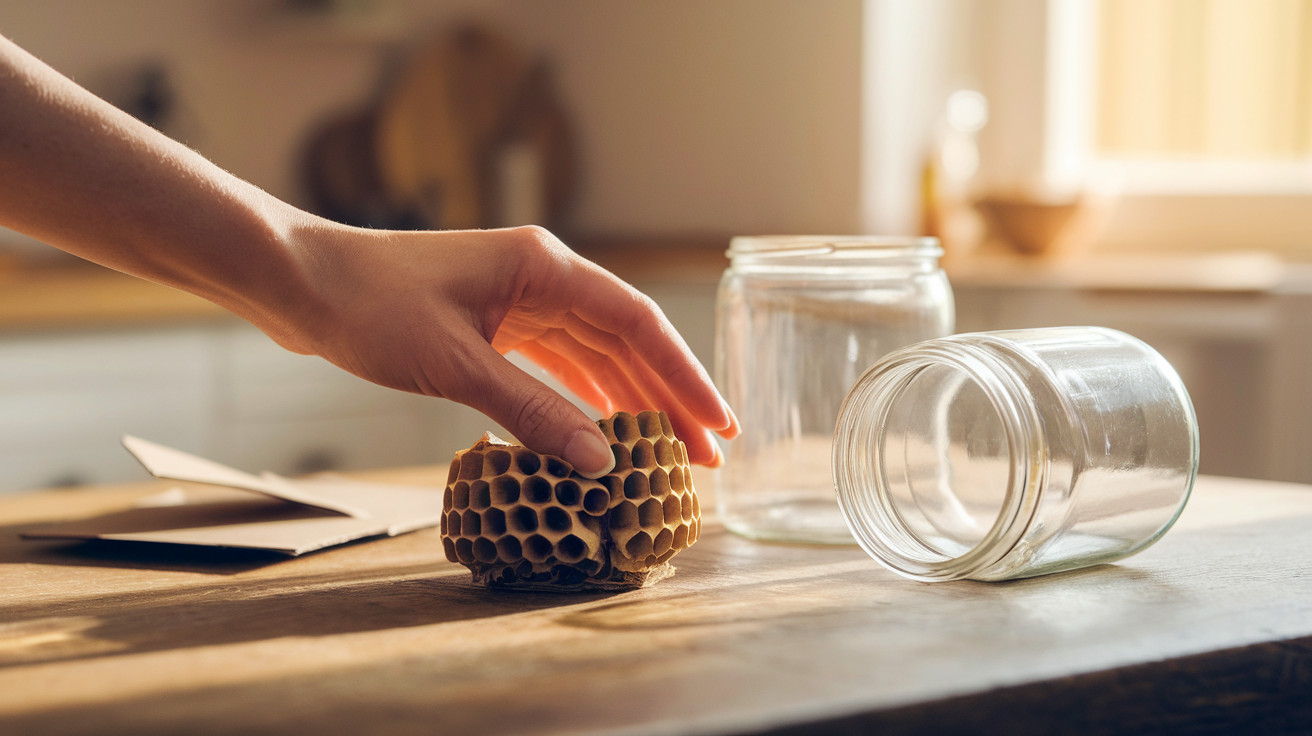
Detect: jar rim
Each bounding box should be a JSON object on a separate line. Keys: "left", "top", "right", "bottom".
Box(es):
{"left": 728, "top": 235, "right": 942, "bottom": 259}
{"left": 833, "top": 336, "right": 1047, "bottom": 582}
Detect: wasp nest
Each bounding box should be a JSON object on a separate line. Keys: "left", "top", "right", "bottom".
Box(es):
{"left": 441, "top": 410, "right": 702, "bottom": 590}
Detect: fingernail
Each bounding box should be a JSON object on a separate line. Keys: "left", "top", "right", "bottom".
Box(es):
{"left": 719, "top": 400, "right": 741, "bottom": 438}
{"left": 565, "top": 428, "right": 616, "bottom": 479}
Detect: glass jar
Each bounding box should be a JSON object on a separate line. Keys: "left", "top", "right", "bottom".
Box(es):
{"left": 714, "top": 236, "right": 954, "bottom": 543}
{"left": 833, "top": 326, "right": 1199, "bottom": 582}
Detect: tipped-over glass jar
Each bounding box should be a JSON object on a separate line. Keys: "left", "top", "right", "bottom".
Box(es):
{"left": 833, "top": 327, "right": 1199, "bottom": 582}
{"left": 715, "top": 236, "right": 953, "bottom": 544}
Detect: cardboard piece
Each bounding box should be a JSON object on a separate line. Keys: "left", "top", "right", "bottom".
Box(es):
{"left": 21, "top": 437, "right": 444, "bottom": 556}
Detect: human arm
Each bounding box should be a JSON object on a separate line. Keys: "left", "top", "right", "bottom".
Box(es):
{"left": 0, "top": 34, "right": 737, "bottom": 477}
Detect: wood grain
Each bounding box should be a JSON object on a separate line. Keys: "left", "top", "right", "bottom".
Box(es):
{"left": 1, "top": 472, "right": 1310, "bottom": 735}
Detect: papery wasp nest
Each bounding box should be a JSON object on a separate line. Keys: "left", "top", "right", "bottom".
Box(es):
{"left": 441, "top": 410, "right": 702, "bottom": 589}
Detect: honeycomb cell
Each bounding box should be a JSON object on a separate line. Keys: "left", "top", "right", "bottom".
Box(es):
{"left": 484, "top": 448, "right": 513, "bottom": 476}
{"left": 509, "top": 505, "right": 538, "bottom": 534}
{"left": 523, "top": 534, "right": 552, "bottom": 562}
{"left": 632, "top": 439, "right": 655, "bottom": 469}
{"left": 544, "top": 456, "right": 571, "bottom": 478}
{"left": 482, "top": 507, "right": 507, "bottom": 536}
{"left": 670, "top": 466, "right": 686, "bottom": 492}
{"left": 654, "top": 438, "right": 675, "bottom": 466}
{"left": 459, "top": 451, "right": 483, "bottom": 480}
{"left": 441, "top": 411, "right": 700, "bottom": 590}
{"left": 451, "top": 481, "right": 470, "bottom": 510}
{"left": 557, "top": 534, "right": 587, "bottom": 563}
{"left": 543, "top": 506, "right": 572, "bottom": 533}
{"left": 523, "top": 475, "right": 552, "bottom": 504}
{"left": 610, "top": 501, "right": 638, "bottom": 532}
{"left": 650, "top": 467, "right": 671, "bottom": 495}
{"left": 611, "top": 443, "right": 633, "bottom": 472}
{"left": 625, "top": 531, "right": 654, "bottom": 559}
{"left": 582, "top": 487, "right": 610, "bottom": 515}
{"left": 470, "top": 480, "right": 491, "bottom": 511}
{"left": 461, "top": 509, "right": 481, "bottom": 537}
{"left": 514, "top": 449, "right": 541, "bottom": 475}
{"left": 473, "top": 537, "right": 498, "bottom": 564}
{"left": 490, "top": 475, "right": 519, "bottom": 505}
{"left": 638, "top": 497, "right": 663, "bottom": 527}
{"left": 638, "top": 412, "right": 663, "bottom": 439}
{"left": 454, "top": 537, "right": 474, "bottom": 564}
{"left": 495, "top": 535, "right": 522, "bottom": 562}
{"left": 663, "top": 495, "right": 681, "bottom": 524}
{"left": 554, "top": 480, "right": 581, "bottom": 507}
{"left": 613, "top": 413, "right": 640, "bottom": 442}
{"left": 653, "top": 527, "right": 674, "bottom": 556}
{"left": 624, "top": 472, "right": 650, "bottom": 500}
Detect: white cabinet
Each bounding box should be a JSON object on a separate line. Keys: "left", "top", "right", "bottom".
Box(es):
{"left": 0, "top": 322, "right": 464, "bottom": 494}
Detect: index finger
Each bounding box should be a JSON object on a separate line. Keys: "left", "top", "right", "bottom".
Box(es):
{"left": 562, "top": 256, "right": 737, "bottom": 438}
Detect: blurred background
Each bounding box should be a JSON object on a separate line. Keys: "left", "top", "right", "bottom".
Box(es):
{"left": 1, "top": 0, "right": 1310, "bottom": 492}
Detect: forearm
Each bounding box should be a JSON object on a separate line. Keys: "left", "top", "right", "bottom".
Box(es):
{"left": 0, "top": 34, "right": 320, "bottom": 345}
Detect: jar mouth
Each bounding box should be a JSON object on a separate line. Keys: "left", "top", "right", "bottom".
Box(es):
{"left": 833, "top": 339, "right": 1046, "bottom": 582}
{"left": 728, "top": 235, "right": 942, "bottom": 260}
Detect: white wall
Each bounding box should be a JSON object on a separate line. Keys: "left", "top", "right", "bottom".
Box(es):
{"left": 1, "top": 0, "right": 865, "bottom": 238}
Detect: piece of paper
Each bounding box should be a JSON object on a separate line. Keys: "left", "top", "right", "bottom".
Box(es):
{"left": 21, "top": 438, "right": 444, "bottom": 556}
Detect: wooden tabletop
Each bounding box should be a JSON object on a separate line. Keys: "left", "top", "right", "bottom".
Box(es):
{"left": 2, "top": 471, "right": 1311, "bottom": 735}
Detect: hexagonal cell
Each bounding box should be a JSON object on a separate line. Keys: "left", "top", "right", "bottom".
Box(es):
{"left": 611, "top": 442, "right": 633, "bottom": 472}
{"left": 624, "top": 472, "right": 650, "bottom": 501}
{"left": 653, "top": 437, "right": 676, "bottom": 466}
{"left": 483, "top": 448, "right": 513, "bottom": 476}
{"left": 460, "top": 509, "right": 481, "bottom": 537}
{"left": 653, "top": 527, "right": 674, "bottom": 557}
{"left": 638, "top": 497, "right": 664, "bottom": 528}
{"left": 509, "top": 505, "right": 538, "bottom": 534}
{"left": 638, "top": 412, "right": 663, "bottom": 439}
{"left": 458, "top": 450, "right": 484, "bottom": 480}
{"left": 610, "top": 500, "right": 638, "bottom": 533}
{"left": 625, "top": 531, "right": 654, "bottom": 560}
{"left": 542, "top": 506, "right": 572, "bottom": 534}
{"left": 557, "top": 534, "right": 588, "bottom": 563}
{"left": 554, "top": 479, "right": 581, "bottom": 507}
{"left": 631, "top": 439, "right": 656, "bottom": 469}
{"left": 523, "top": 475, "right": 552, "bottom": 505}
{"left": 523, "top": 534, "right": 553, "bottom": 563}
{"left": 612, "top": 412, "right": 640, "bottom": 442}
{"left": 663, "top": 495, "right": 682, "bottom": 525}
{"left": 490, "top": 475, "right": 519, "bottom": 505}
{"left": 450, "top": 481, "right": 471, "bottom": 510}
{"left": 482, "top": 507, "right": 507, "bottom": 536}
{"left": 513, "top": 448, "right": 542, "bottom": 475}
{"left": 469, "top": 480, "right": 491, "bottom": 511}
{"left": 650, "top": 467, "right": 671, "bottom": 495}
{"left": 495, "top": 535, "right": 522, "bottom": 563}
{"left": 582, "top": 487, "right": 610, "bottom": 516}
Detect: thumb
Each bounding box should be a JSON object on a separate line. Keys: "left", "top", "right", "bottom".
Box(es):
{"left": 453, "top": 339, "right": 616, "bottom": 479}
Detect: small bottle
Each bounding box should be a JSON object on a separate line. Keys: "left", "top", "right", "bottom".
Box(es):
{"left": 715, "top": 236, "right": 954, "bottom": 543}
{"left": 833, "top": 327, "right": 1198, "bottom": 581}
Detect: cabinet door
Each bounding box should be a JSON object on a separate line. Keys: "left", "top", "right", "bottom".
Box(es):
{"left": 0, "top": 327, "right": 213, "bottom": 493}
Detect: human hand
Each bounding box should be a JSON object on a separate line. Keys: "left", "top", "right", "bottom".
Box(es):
{"left": 271, "top": 223, "right": 738, "bottom": 478}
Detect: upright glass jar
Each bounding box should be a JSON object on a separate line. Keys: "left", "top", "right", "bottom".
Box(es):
{"left": 715, "top": 236, "right": 953, "bottom": 543}
{"left": 833, "top": 327, "right": 1199, "bottom": 581}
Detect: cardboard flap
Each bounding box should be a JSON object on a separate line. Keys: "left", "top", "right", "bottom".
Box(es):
{"left": 121, "top": 435, "right": 370, "bottom": 518}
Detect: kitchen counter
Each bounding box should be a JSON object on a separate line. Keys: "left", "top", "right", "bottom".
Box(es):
{"left": 0, "top": 260, "right": 228, "bottom": 332}
{"left": 2, "top": 470, "right": 1310, "bottom": 734}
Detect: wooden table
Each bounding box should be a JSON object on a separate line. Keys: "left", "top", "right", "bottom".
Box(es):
{"left": 2, "top": 471, "right": 1310, "bottom": 735}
